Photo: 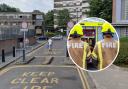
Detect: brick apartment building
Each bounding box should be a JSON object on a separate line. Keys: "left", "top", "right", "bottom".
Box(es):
{"left": 0, "top": 10, "right": 44, "bottom": 55}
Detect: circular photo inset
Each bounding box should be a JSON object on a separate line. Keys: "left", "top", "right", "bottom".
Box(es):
{"left": 67, "top": 17, "right": 120, "bottom": 72}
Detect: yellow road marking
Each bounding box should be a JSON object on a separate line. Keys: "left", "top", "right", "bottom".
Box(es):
{"left": 0, "top": 65, "right": 76, "bottom": 76}
{"left": 81, "top": 70, "right": 90, "bottom": 89}
{"left": 51, "top": 49, "right": 64, "bottom": 51}
{"left": 43, "top": 52, "right": 62, "bottom": 54}
{"left": 27, "top": 41, "right": 47, "bottom": 56}
{"left": 77, "top": 68, "right": 87, "bottom": 89}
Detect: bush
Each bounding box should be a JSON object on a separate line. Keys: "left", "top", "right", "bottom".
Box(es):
{"left": 114, "top": 37, "right": 128, "bottom": 66}
{"left": 54, "top": 31, "right": 65, "bottom": 36}
{"left": 61, "top": 31, "right": 66, "bottom": 36}
{"left": 45, "top": 32, "right": 55, "bottom": 37}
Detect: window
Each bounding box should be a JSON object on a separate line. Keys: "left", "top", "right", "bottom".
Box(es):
{"left": 12, "top": 23, "right": 16, "bottom": 26}
{"left": 63, "top": 3, "right": 67, "bottom": 6}
{"left": 5, "top": 22, "right": 8, "bottom": 25}
{"left": 76, "top": 1, "right": 81, "bottom": 6}
{"left": 28, "top": 22, "right": 32, "bottom": 26}
{"left": 54, "top": 3, "right": 62, "bottom": 7}
{"left": 126, "top": 28, "right": 128, "bottom": 36}
{"left": 1, "top": 23, "right": 4, "bottom": 25}
{"left": 36, "top": 15, "right": 43, "bottom": 20}
{"left": 69, "top": 9, "right": 74, "bottom": 12}
{"left": 121, "top": 0, "right": 128, "bottom": 20}
{"left": 19, "top": 16, "right": 23, "bottom": 19}
{"left": 69, "top": 2, "right": 74, "bottom": 6}
{"left": 75, "top": 8, "right": 81, "bottom": 12}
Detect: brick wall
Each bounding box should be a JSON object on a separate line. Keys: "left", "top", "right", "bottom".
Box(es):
{"left": 0, "top": 37, "right": 36, "bottom": 55}
{"left": 28, "top": 37, "right": 36, "bottom": 45}
{"left": 0, "top": 39, "right": 17, "bottom": 55}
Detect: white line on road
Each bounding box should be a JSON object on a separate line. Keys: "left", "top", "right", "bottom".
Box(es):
{"left": 35, "top": 56, "right": 66, "bottom": 58}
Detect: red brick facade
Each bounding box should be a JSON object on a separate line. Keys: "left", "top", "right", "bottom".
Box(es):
{"left": 0, "top": 37, "right": 36, "bottom": 55}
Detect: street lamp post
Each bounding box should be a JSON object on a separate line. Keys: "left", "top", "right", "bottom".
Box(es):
{"left": 42, "top": 15, "right": 45, "bottom": 36}
{"left": 76, "top": 8, "right": 79, "bottom": 23}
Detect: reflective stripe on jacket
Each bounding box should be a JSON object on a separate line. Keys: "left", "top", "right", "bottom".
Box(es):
{"left": 82, "top": 42, "right": 91, "bottom": 69}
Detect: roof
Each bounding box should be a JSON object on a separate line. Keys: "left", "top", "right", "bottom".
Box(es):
{"left": 112, "top": 23, "right": 128, "bottom": 27}
{"left": 0, "top": 11, "right": 43, "bottom": 14}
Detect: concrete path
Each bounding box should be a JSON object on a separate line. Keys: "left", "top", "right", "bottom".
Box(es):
{"left": 89, "top": 65, "right": 128, "bottom": 89}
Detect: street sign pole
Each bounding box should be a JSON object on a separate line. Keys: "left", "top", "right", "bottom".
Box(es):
{"left": 66, "top": 21, "right": 74, "bottom": 57}
{"left": 23, "top": 31, "right": 25, "bottom": 62}
{"left": 21, "top": 22, "right": 28, "bottom": 62}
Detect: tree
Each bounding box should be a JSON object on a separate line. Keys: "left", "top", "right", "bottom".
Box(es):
{"left": 57, "top": 9, "right": 71, "bottom": 27}
{"left": 0, "top": 4, "right": 20, "bottom": 12}
{"left": 88, "top": 0, "right": 112, "bottom": 22}
{"left": 44, "top": 10, "right": 54, "bottom": 32}
{"left": 45, "top": 10, "right": 54, "bottom": 27}
{"left": 101, "top": 0, "right": 112, "bottom": 22}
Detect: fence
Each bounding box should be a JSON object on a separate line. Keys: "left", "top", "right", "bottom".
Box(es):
{"left": 0, "top": 26, "right": 35, "bottom": 40}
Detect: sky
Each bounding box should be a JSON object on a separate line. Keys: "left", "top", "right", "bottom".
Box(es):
{"left": 0, "top": 0, "right": 54, "bottom": 13}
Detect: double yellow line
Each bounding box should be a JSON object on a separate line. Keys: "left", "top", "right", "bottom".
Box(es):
{"left": 77, "top": 68, "right": 90, "bottom": 89}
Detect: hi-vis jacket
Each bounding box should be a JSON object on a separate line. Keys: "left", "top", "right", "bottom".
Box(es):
{"left": 67, "top": 39, "right": 91, "bottom": 68}
{"left": 92, "top": 39, "right": 119, "bottom": 69}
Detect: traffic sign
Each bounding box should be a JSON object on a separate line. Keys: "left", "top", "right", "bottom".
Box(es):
{"left": 22, "top": 22, "right": 28, "bottom": 29}
{"left": 25, "top": 38, "right": 29, "bottom": 44}
{"left": 67, "top": 21, "right": 74, "bottom": 29}
{"left": 20, "top": 29, "right": 28, "bottom": 32}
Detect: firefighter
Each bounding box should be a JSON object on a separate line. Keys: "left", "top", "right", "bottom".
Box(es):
{"left": 92, "top": 22, "right": 119, "bottom": 70}
{"left": 67, "top": 23, "right": 91, "bottom": 69}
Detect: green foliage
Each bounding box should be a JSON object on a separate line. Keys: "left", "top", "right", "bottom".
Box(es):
{"left": 45, "top": 32, "right": 55, "bottom": 37}
{"left": 119, "top": 37, "right": 128, "bottom": 41}
{"left": 45, "top": 10, "right": 54, "bottom": 27}
{"left": 61, "top": 31, "right": 66, "bottom": 36}
{"left": 0, "top": 4, "right": 20, "bottom": 12}
{"left": 45, "top": 31, "right": 65, "bottom": 37}
{"left": 88, "top": 0, "right": 112, "bottom": 22}
{"left": 57, "top": 9, "right": 71, "bottom": 27}
{"left": 55, "top": 31, "right": 65, "bottom": 36}
{"left": 114, "top": 37, "right": 128, "bottom": 66}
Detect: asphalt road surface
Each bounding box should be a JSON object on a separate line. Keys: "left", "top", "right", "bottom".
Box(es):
{"left": 0, "top": 39, "right": 90, "bottom": 89}
{"left": 0, "top": 65, "right": 85, "bottom": 89}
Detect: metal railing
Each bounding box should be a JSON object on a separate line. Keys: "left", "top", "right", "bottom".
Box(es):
{"left": 0, "top": 26, "right": 35, "bottom": 40}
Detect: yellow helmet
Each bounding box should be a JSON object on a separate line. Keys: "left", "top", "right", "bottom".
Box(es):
{"left": 69, "top": 23, "right": 83, "bottom": 36}
{"left": 101, "top": 22, "right": 116, "bottom": 33}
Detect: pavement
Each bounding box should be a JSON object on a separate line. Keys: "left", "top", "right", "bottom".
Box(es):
{"left": 0, "top": 41, "right": 47, "bottom": 70}
{"left": 88, "top": 65, "right": 128, "bottom": 89}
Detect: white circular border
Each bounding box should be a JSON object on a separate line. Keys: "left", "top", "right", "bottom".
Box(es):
{"left": 67, "top": 17, "right": 120, "bottom": 72}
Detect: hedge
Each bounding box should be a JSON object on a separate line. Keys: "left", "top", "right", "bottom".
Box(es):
{"left": 114, "top": 37, "right": 128, "bottom": 66}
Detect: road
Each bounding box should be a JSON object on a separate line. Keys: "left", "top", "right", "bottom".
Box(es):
{"left": 0, "top": 38, "right": 90, "bottom": 89}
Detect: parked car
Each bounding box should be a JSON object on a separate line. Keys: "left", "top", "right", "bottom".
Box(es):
{"left": 51, "top": 35, "right": 63, "bottom": 40}
{"left": 37, "top": 36, "right": 48, "bottom": 40}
